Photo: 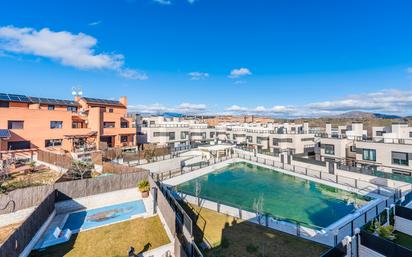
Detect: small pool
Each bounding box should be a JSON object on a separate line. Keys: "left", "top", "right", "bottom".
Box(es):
{"left": 177, "top": 162, "right": 372, "bottom": 229}
{"left": 63, "top": 200, "right": 146, "bottom": 233}
{"left": 35, "top": 200, "right": 146, "bottom": 249}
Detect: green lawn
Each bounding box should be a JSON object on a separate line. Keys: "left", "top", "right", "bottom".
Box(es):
{"left": 394, "top": 231, "right": 412, "bottom": 251}
{"left": 185, "top": 204, "right": 330, "bottom": 257}
{"left": 29, "top": 216, "right": 170, "bottom": 257}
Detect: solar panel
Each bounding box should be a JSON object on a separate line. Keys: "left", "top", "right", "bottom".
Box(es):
{"left": 83, "top": 97, "right": 122, "bottom": 105}
{"left": 0, "top": 93, "right": 79, "bottom": 105}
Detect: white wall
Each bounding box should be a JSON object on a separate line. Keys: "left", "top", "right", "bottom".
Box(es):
{"left": 395, "top": 216, "right": 412, "bottom": 236}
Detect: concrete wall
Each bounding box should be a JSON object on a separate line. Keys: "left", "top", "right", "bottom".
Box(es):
{"left": 138, "top": 156, "right": 189, "bottom": 173}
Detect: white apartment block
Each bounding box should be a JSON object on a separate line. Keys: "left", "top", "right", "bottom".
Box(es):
{"left": 142, "top": 116, "right": 316, "bottom": 155}
{"left": 318, "top": 122, "right": 412, "bottom": 175}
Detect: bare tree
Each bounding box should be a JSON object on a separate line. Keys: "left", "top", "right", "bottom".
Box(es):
{"left": 195, "top": 180, "right": 202, "bottom": 205}
{"left": 144, "top": 145, "right": 158, "bottom": 163}
{"left": 0, "top": 159, "right": 12, "bottom": 193}
{"left": 67, "top": 160, "right": 93, "bottom": 180}
{"left": 253, "top": 193, "right": 265, "bottom": 225}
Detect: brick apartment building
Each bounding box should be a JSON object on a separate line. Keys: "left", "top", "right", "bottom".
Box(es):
{"left": 0, "top": 93, "right": 137, "bottom": 156}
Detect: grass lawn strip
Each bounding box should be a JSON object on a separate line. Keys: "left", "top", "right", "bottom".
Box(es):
{"left": 29, "top": 215, "right": 170, "bottom": 257}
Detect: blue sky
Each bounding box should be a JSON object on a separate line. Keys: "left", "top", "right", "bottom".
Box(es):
{"left": 1, "top": 0, "right": 412, "bottom": 116}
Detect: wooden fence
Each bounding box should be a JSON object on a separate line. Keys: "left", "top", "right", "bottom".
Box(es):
{"left": 0, "top": 170, "right": 148, "bottom": 215}
{"left": 0, "top": 191, "right": 55, "bottom": 257}
{"left": 102, "top": 162, "right": 147, "bottom": 174}
{"left": 37, "top": 150, "right": 72, "bottom": 169}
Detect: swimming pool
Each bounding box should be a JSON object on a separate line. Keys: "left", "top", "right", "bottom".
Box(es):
{"left": 177, "top": 162, "right": 372, "bottom": 228}
{"left": 35, "top": 200, "right": 146, "bottom": 249}
{"left": 63, "top": 200, "right": 146, "bottom": 233}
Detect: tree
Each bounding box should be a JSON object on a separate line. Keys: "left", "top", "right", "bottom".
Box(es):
{"left": 253, "top": 194, "right": 265, "bottom": 225}
{"left": 0, "top": 159, "right": 12, "bottom": 193}
{"left": 67, "top": 160, "right": 93, "bottom": 180}
{"left": 195, "top": 180, "right": 202, "bottom": 205}
{"left": 144, "top": 145, "right": 158, "bottom": 163}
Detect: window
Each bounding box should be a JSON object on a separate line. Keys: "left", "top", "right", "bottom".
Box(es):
{"left": 376, "top": 131, "right": 385, "bottom": 136}
{"left": 392, "top": 152, "right": 409, "bottom": 166}
{"left": 50, "top": 121, "right": 63, "bottom": 129}
{"left": 210, "top": 132, "right": 215, "bottom": 138}
{"left": 362, "top": 149, "right": 376, "bottom": 161}
{"left": 8, "top": 120, "right": 24, "bottom": 129}
{"left": 120, "top": 135, "right": 129, "bottom": 143}
{"left": 153, "top": 132, "right": 160, "bottom": 137}
{"left": 67, "top": 106, "right": 77, "bottom": 112}
{"left": 8, "top": 141, "right": 30, "bottom": 150}
{"left": 121, "top": 121, "right": 129, "bottom": 128}
{"left": 393, "top": 169, "right": 412, "bottom": 176}
{"left": 324, "top": 144, "right": 335, "bottom": 155}
{"left": 301, "top": 138, "right": 314, "bottom": 142}
{"left": 350, "top": 146, "right": 356, "bottom": 152}
{"left": 48, "top": 105, "right": 55, "bottom": 110}
{"left": 410, "top": 132, "right": 412, "bottom": 138}
{"left": 45, "top": 139, "right": 62, "bottom": 147}
{"left": 0, "top": 101, "right": 9, "bottom": 108}
{"left": 108, "top": 108, "right": 114, "bottom": 113}
{"left": 103, "top": 122, "right": 115, "bottom": 128}
{"left": 181, "top": 131, "right": 188, "bottom": 139}
{"left": 169, "top": 132, "right": 175, "bottom": 140}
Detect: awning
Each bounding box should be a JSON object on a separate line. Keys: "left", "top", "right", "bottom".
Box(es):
{"left": 0, "top": 129, "right": 11, "bottom": 139}
{"left": 64, "top": 131, "right": 97, "bottom": 139}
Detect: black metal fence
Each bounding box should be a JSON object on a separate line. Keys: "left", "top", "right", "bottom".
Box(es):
{"left": 157, "top": 183, "right": 204, "bottom": 257}
{"left": 396, "top": 205, "right": 412, "bottom": 220}
{"left": 360, "top": 230, "right": 412, "bottom": 257}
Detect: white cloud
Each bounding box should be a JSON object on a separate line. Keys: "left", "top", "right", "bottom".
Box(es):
{"left": 119, "top": 68, "right": 148, "bottom": 80}
{"left": 0, "top": 26, "right": 146, "bottom": 80}
{"left": 129, "top": 102, "right": 207, "bottom": 114}
{"left": 153, "top": 0, "right": 172, "bottom": 5}
{"left": 228, "top": 67, "right": 252, "bottom": 79}
{"left": 225, "top": 105, "right": 295, "bottom": 116}
{"left": 225, "top": 105, "right": 248, "bottom": 111}
{"left": 88, "top": 21, "right": 102, "bottom": 26}
{"left": 188, "top": 71, "right": 209, "bottom": 80}
{"left": 177, "top": 103, "right": 207, "bottom": 111}
{"left": 187, "top": 0, "right": 197, "bottom": 3}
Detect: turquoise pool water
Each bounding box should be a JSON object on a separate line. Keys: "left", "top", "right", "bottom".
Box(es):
{"left": 177, "top": 162, "right": 372, "bottom": 228}
{"left": 63, "top": 200, "right": 146, "bottom": 233}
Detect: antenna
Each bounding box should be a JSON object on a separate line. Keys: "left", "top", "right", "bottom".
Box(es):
{"left": 71, "top": 86, "right": 83, "bottom": 97}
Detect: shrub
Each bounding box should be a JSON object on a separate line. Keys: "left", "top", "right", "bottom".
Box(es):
{"left": 138, "top": 180, "right": 150, "bottom": 192}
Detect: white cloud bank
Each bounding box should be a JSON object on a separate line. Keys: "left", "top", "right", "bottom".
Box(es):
{"left": 0, "top": 26, "right": 147, "bottom": 80}
{"left": 224, "top": 88, "right": 412, "bottom": 117}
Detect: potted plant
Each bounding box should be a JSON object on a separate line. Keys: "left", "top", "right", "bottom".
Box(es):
{"left": 138, "top": 180, "right": 150, "bottom": 198}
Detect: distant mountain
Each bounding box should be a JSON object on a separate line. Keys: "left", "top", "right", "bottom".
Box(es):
{"left": 332, "top": 111, "right": 402, "bottom": 119}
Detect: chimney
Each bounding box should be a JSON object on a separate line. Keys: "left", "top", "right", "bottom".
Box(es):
{"left": 303, "top": 122, "right": 309, "bottom": 133}
{"left": 120, "top": 96, "right": 127, "bottom": 106}
{"left": 326, "top": 123, "right": 332, "bottom": 136}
